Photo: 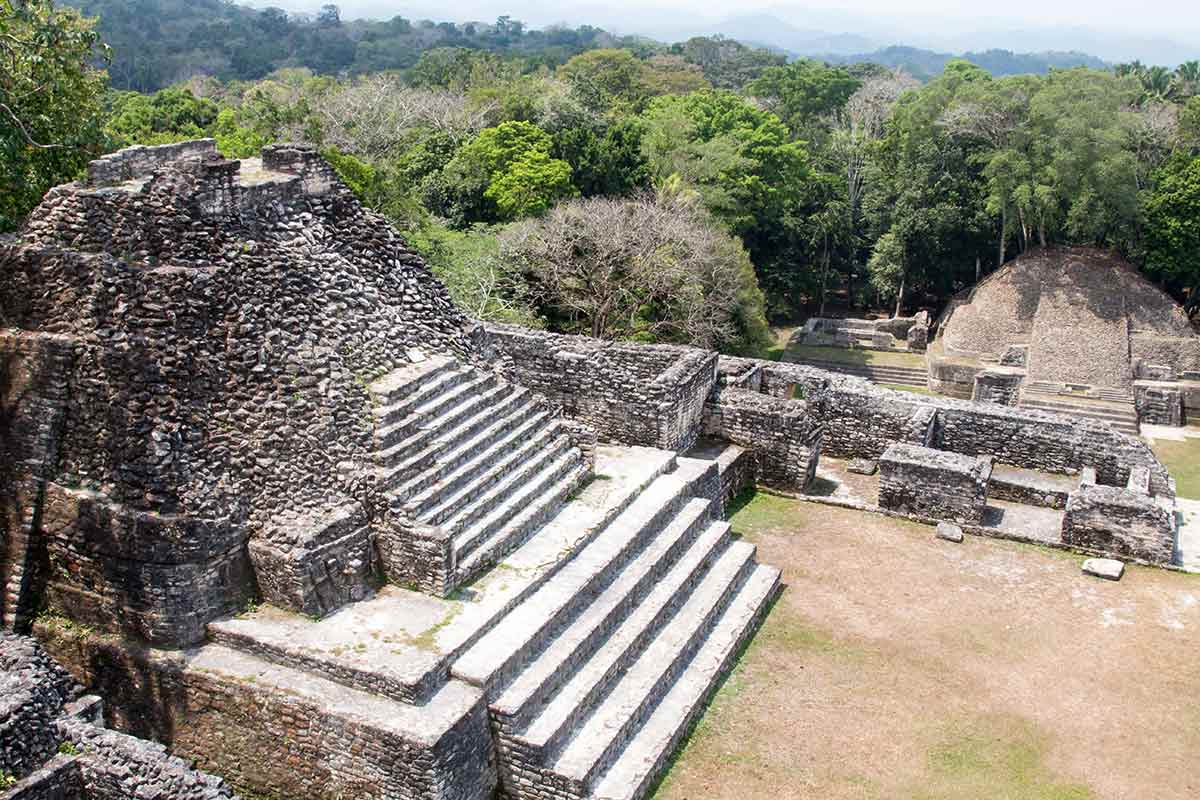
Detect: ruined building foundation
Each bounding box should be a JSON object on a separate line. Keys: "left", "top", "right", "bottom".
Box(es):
{"left": 0, "top": 142, "right": 1186, "bottom": 800}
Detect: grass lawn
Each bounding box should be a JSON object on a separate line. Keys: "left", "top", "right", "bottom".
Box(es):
{"left": 785, "top": 341, "right": 928, "bottom": 369}
{"left": 1149, "top": 436, "right": 1200, "bottom": 499}
{"left": 652, "top": 492, "right": 1200, "bottom": 800}
{"left": 880, "top": 382, "right": 937, "bottom": 396}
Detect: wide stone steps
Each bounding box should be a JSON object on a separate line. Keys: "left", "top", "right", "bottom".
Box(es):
{"left": 370, "top": 355, "right": 589, "bottom": 591}
{"left": 377, "top": 387, "right": 535, "bottom": 487}
{"left": 491, "top": 499, "right": 717, "bottom": 734}
{"left": 403, "top": 410, "right": 556, "bottom": 516}
{"left": 549, "top": 541, "right": 760, "bottom": 792}
{"left": 453, "top": 450, "right": 589, "bottom": 576}
{"left": 786, "top": 357, "right": 928, "bottom": 388}
{"left": 588, "top": 564, "right": 779, "bottom": 800}
{"left": 447, "top": 455, "right": 777, "bottom": 800}
{"left": 377, "top": 379, "right": 515, "bottom": 454}
{"left": 446, "top": 438, "right": 580, "bottom": 537}
{"left": 504, "top": 516, "right": 728, "bottom": 757}
{"left": 451, "top": 471, "right": 701, "bottom": 696}
{"left": 1019, "top": 393, "right": 1140, "bottom": 435}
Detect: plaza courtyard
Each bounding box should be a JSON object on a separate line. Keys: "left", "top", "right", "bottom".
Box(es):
{"left": 654, "top": 495, "right": 1200, "bottom": 800}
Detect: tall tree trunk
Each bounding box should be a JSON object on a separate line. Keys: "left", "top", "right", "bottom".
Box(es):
{"left": 818, "top": 234, "right": 830, "bottom": 316}
{"left": 998, "top": 205, "right": 1007, "bottom": 268}
{"left": 894, "top": 274, "right": 905, "bottom": 318}
{"left": 1017, "top": 205, "right": 1028, "bottom": 252}
{"left": 975, "top": 255, "right": 981, "bottom": 284}
{"left": 1038, "top": 218, "right": 1047, "bottom": 248}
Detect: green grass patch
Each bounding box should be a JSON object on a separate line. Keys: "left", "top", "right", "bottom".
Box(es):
{"left": 785, "top": 342, "right": 927, "bottom": 369}
{"left": 1149, "top": 437, "right": 1200, "bottom": 499}
{"left": 912, "top": 714, "right": 1094, "bottom": 800}
{"left": 880, "top": 382, "right": 937, "bottom": 396}
{"left": 727, "top": 489, "right": 805, "bottom": 536}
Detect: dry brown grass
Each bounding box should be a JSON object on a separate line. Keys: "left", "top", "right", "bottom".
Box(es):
{"left": 653, "top": 494, "right": 1200, "bottom": 800}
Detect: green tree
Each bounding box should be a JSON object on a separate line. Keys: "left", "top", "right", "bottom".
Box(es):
{"left": 746, "top": 58, "right": 861, "bottom": 138}
{"left": 485, "top": 150, "right": 575, "bottom": 219}
{"left": 557, "top": 48, "right": 650, "bottom": 115}
{"left": 1143, "top": 155, "right": 1200, "bottom": 316}
{"left": 1, "top": 0, "right": 108, "bottom": 230}
{"left": 640, "top": 90, "right": 809, "bottom": 312}
{"left": 427, "top": 120, "right": 574, "bottom": 224}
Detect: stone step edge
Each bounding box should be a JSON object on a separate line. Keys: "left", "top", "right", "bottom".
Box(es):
{"left": 447, "top": 440, "right": 580, "bottom": 553}
{"left": 415, "top": 416, "right": 564, "bottom": 522}
{"left": 449, "top": 469, "right": 711, "bottom": 692}
{"left": 453, "top": 461, "right": 593, "bottom": 587}
{"left": 500, "top": 515, "right": 729, "bottom": 753}
{"left": 589, "top": 565, "right": 782, "bottom": 800}
{"left": 549, "top": 541, "right": 760, "bottom": 787}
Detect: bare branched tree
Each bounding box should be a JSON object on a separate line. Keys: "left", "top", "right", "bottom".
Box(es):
{"left": 313, "top": 74, "right": 494, "bottom": 159}
{"left": 500, "top": 193, "right": 766, "bottom": 351}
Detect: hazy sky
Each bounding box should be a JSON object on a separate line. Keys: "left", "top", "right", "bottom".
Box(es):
{"left": 261, "top": 1, "right": 1198, "bottom": 36}
{"left": 245, "top": 1, "right": 1200, "bottom": 62}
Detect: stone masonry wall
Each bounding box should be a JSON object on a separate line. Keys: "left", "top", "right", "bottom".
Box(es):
{"left": 1062, "top": 483, "right": 1176, "bottom": 563}
{"left": 1, "top": 143, "right": 477, "bottom": 647}
{"left": 754, "top": 360, "right": 1172, "bottom": 498}
{"left": 702, "top": 387, "right": 821, "bottom": 491}
{"left": 35, "top": 625, "right": 492, "bottom": 800}
{"left": 878, "top": 444, "right": 993, "bottom": 525}
{"left": 479, "top": 324, "right": 717, "bottom": 452}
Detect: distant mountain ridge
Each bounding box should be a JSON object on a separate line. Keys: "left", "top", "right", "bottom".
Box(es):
{"left": 820, "top": 46, "right": 1110, "bottom": 80}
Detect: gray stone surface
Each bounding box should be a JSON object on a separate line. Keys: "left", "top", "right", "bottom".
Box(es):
{"left": 847, "top": 459, "right": 878, "bottom": 476}
{"left": 878, "top": 444, "right": 993, "bottom": 525}
{"left": 936, "top": 522, "right": 965, "bottom": 543}
{"left": 1082, "top": 558, "right": 1125, "bottom": 581}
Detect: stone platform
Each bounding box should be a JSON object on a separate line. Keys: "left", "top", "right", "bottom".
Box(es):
{"left": 200, "top": 444, "right": 780, "bottom": 800}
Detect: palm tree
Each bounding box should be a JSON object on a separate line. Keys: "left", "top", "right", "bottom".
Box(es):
{"left": 1140, "top": 65, "right": 1177, "bottom": 102}
{"left": 1175, "top": 61, "right": 1200, "bottom": 97}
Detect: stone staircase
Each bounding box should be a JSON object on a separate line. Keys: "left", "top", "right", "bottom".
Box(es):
{"left": 785, "top": 356, "right": 929, "bottom": 390}
{"left": 1019, "top": 381, "right": 1140, "bottom": 436}
{"left": 370, "top": 355, "right": 590, "bottom": 586}
{"left": 451, "top": 458, "right": 781, "bottom": 800}
{"left": 207, "top": 451, "right": 780, "bottom": 800}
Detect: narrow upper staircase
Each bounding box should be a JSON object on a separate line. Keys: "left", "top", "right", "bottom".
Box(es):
{"left": 1019, "top": 381, "right": 1140, "bottom": 436}
{"left": 370, "top": 355, "right": 590, "bottom": 586}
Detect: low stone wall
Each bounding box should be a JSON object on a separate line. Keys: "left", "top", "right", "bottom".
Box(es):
{"left": 249, "top": 503, "right": 375, "bottom": 618}
{"left": 878, "top": 444, "right": 993, "bottom": 525}
{"left": 36, "top": 626, "right": 492, "bottom": 800}
{"left": 701, "top": 388, "right": 821, "bottom": 491}
{"left": 56, "top": 717, "right": 236, "bottom": 800}
{"left": 3, "top": 755, "right": 83, "bottom": 800}
{"left": 85, "top": 140, "right": 218, "bottom": 187}
{"left": 1061, "top": 482, "right": 1176, "bottom": 564}
{"left": 479, "top": 324, "right": 717, "bottom": 452}
{"left": 988, "top": 472, "right": 1071, "bottom": 510}
{"left": 37, "top": 485, "right": 254, "bottom": 649}
{"left": 0, "top": 634, "right": 77, "bottom": 779}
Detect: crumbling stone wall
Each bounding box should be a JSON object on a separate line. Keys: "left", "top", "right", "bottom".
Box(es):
{"left": 1, "top": 142, "right": 476, "bottom": 647}
{"left": 0, "top": 633, "right": 236, "bottom": 799}
{"left": 702, "top": 387, "right": 821, "bottom": 491}
{"left": 1062, "top": 478, "right": 1176, "bottom": 563}
{"left": 1, "top": 633, "right": 77, "bottom": 779}
{"left": 479, "top": 324, "right": 717, "bottom": 452}
{"left": 878, "top": 444, "right": 993, "bottom": 524}
{"left": 35, "top": 625, "right": 492, "bottom": 800}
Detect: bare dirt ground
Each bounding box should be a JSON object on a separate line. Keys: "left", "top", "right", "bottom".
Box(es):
{"left": 653, "top": 493, "right": 1200, "bottom": 800}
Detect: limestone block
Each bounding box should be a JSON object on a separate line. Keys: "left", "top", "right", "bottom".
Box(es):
{"left": 1082, "top": 558, "right": 1125, "bottom": 581}
{"left": 936, "top": 522, "right": 964, "bottom": 543}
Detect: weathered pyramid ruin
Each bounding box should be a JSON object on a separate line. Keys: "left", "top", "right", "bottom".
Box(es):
{"left": 0, "top": 142, "right": 1187, "bottom": 800}
{"left": 929, "top": 246, "right": 1200, "bottom": 432}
